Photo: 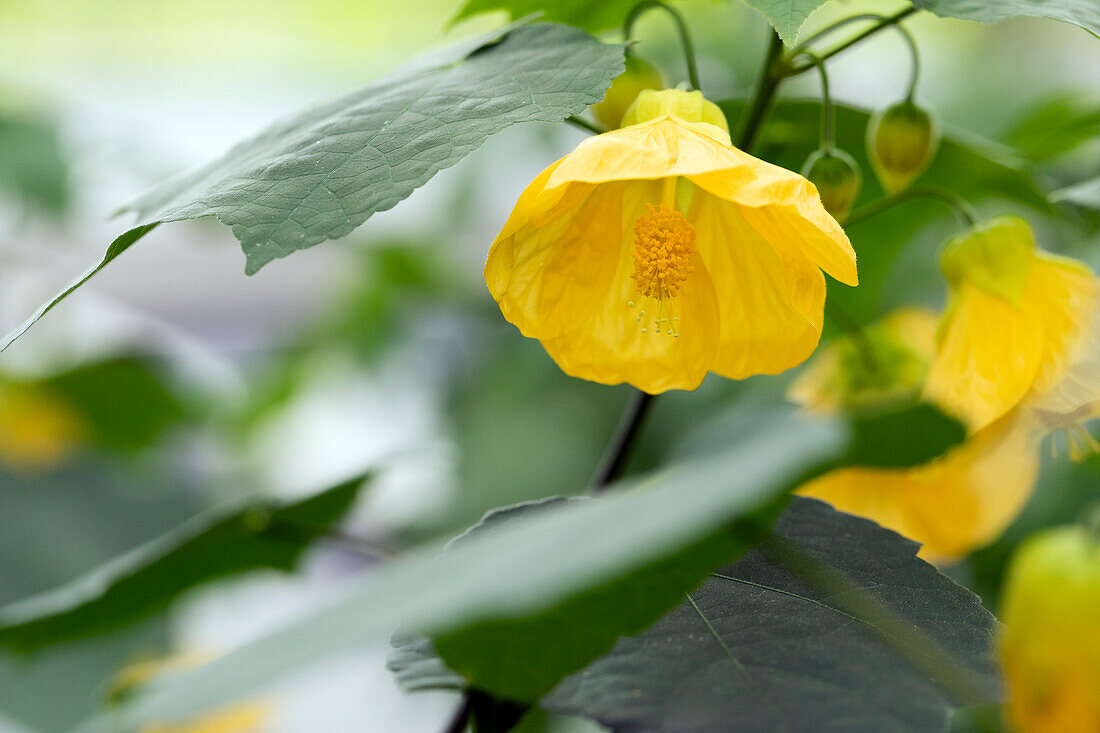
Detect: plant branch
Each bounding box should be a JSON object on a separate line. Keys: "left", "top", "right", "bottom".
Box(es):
{"left": 567, "top": 115, "right": 606, "bottom": 135}
{"left": 791, "top": 51, "right": 834, "bottom": 149}
{"left": 737, "top": 31, "right": 785, "bottom": 151}
{"left": 623, "top": 0, "right": 702, "bottom": 90}
{"left": 591, "top": 390, "right": 656, "bottom": 491}
{"left": 787, "top": 8, "right": 919, "bottom": 77}
{"left": 845, "top": 186, "right": 978, "bottom": 228}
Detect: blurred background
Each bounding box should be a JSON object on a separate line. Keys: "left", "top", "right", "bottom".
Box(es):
{"left": 0, "top": 1, "right": 1097, "bottom": 731}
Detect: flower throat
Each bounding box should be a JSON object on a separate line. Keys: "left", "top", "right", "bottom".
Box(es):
{"left": 629, "top": 182, "right": 696, "bottom": 338}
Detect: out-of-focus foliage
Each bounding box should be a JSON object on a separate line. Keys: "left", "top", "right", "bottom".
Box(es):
{"left": 0, "top": 475, "right": 367, "bottom": 653}
{"left": 1006, "top": 93, "right": 1100, "bottom": 163}
{"left": 0, "top": 112, "right": 70, "bottom": 213}
{"left": 915, "top": 0, "right": 1100, "bottom": 38}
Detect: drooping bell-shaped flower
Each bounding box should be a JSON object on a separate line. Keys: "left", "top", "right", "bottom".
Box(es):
{"left": 486, "top": 89, "right": 858, "bottom": 394}
{"left": 925, "top": 216, "right": 1099, "bottom": 431}
{"left": 1000, "top": 525, "right": 1100, "bottom": 732}
{"left": 789, "top": 308, "right": 1040, "bottom": 562}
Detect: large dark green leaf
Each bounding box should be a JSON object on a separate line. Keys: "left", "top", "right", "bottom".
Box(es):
{"left": 545, "top": 497, "right": 1001, "bottom": 733}
{"left": 0, "top": 474, "right": 368, "bottom": 653}
{"left": 742, "top": 0, "right": 831, "bottom": 44}
{"left": 914, "top": 0, "right": 1100, "bottom": 38}
{"left": 73, "top": 411, "right": 843, "bottom": 733}
{"left": 719, "top": 99, "right": 1052, "bottom": 321}
{"left": 0, "top": 23, "right": 623, "bottom": 353}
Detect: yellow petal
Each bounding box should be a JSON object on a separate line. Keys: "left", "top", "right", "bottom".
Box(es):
{"left": 540, "top": 183, "right": 720, "bottom": 393}
{"left": 689, "top": 167, "right": 857, "bottom": 287}
{"left": 926, "top": 251, "right": 1099, "bottom": 430}
{"left": 798, "top": 412, "right": 1039, "bottom": 562}
{"left": 545, "top": 118, "right": 745, "bottom": 189}
{"left": 690, "top": 192, "right": 823, "bottom": 379}
{"left": 486, "top": 179, "right": 628, "bottom": 339}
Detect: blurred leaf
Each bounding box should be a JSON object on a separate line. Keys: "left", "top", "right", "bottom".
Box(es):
{"left": 719, "top": 99, "right": 1053, "bottom": 321}
{"left": 452, "top": 0, "right": 642, "bottom": 31}
{"left": 0, "top": 23, "right": 623, "bottom": 352}
{"left": 0, "top": 474, "right": 368, "bottom": 653}
{"left": 742, "top": 0, "right": 830, "bottom": 44}
{"left": 1006, "top": 94, "right": 1100, "bottom": 162}
{"left": 1053, "top": 175, "right": 1100, "bottom": 210}
{"left": 73, "top": 411, "right": 843, "bottom": 733}
{"left": 0, "top": 113, "right": 70, "bottom": 213}
{"left": 392, "top": 492, "right": 779, "bottom": 703}
{"left": 842, "top": 402, "right": 967, "bottom": 469}
{"left": 545, "top": 497, "right": 1001, "bottom": 732}
{"left": 914, "top": 0, "right": 1100, "bottom": 38}
{"left": 40, "top": 357, "right": 185, "bottom": 453}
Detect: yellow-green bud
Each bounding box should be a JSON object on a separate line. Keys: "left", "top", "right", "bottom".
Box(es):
{"left": 1000, "top": 525, "right": 1100, "bottom": 733}
{"left": 621, "top": 88, "right": 729, "bottom": 132}
{"left": 867, "top": 99, "right": 940, "bottom": 195}
{"left": 801, "top": 148, "right": 861, "bottom": 223}
{"left": 591, "top": 55, "right": 663, "bottom": 131}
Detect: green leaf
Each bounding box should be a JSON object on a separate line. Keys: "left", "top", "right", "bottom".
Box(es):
{"left": 73, "top": 411, "right": 843, "bottom": 733}
{"left": 545, "top": 497, "right": 1001, "bottom": 732}
{"left": 719, "top": 98, "right": 1052, "bottom": 321}
{"left": 0, "top": 474, "right": 369, "bottom": 654}
{"left": 0, "top": 23, "right": 623, "bottom": 353}
{"left": 452, "top": 0, "right": 642, "bottom": 32}
{"left": 1006, "top": 93, "right": 1100, "bottom": 162}
{"left": 393, "top": 493, "right": 778, "bottom": 703}
{"left": 742, "top": 0, "right": 831, "bottom": 44}
{"left": 1053, "top": 176, "right": 1100, "bottom": 210}
{"left": 914, "top": 0, "right": 1100, "bottom": 38}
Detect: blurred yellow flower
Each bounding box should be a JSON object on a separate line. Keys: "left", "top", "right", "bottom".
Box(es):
{"left": 486, "top": 89, "right": 857, "bottom": 394}
{"left": 790, "top": 307, "right": 1040, "bottom": 561}
{"left": 1000, "top": 525, "right": 1100, "bottom": 732}
{"left": 925, "top": 216, "right": 1098, "bottom": 432}
{"left": 0, "top": 385, "right": 85, "bottom": 471}
{"left": 112, "top": 654, "right": 269, "bottom": 733}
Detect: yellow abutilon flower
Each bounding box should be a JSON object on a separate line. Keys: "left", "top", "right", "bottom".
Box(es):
{"left": 789, "top": 308, "right": 1040, "bottom": 562}
{"left": 485, "top": 89, "right": 858, "bottom": 394}
{"left": 925, "top": 216, "right": 1099, "bottom": 431}
{"left": 1000, "top": 525, "right": 1100, "bottom": 732}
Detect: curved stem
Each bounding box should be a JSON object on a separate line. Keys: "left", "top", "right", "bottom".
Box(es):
{"left": 566, "top": 115, "right": 606, "bottom": 135}
{"left": 795, "top": 12, "right": 922, "bottom": 99}
{"left": 845, "top": 186, "right": 978, "bottom": 228}
{"left": 737, "top": 31, "right": 785, "bottom": 151}
{"left": 623, "top": 0, "right": 702, "bottom": 90}
{"left": 591, "top": 391, "right": 656, "bottom": 490}
{"left": 792, "top": 51, "right": 834, "bottom": 150}
{"left": 787, "top": 7, "right": 919, "bottom": 95}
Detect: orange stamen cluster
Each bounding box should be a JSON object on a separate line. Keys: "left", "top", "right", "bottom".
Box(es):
{"left": 630, "top": 203, "right": 696, "bottom": 300}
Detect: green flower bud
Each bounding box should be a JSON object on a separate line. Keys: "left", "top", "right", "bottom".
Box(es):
{"left": 801, "top": 148, "right": 861, "bottom": 222}
{"left": 867, "top": 99, "right": 940, "bottom": 195}
{"left": 591, "top": 55, "right": 663, "bottom": 130}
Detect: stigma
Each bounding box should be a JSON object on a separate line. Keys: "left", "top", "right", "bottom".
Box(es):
{"left": 629, "top": 200, "right": 696, "bottom": 337}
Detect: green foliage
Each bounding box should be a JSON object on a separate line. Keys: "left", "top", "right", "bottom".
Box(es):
{"left": 0, "top": 112, "right": 70, "bottom": 213}
{"left": 742, "top": 0, "right": 830, "bottom": 44}
{"left": 0, "top": 22, "right": 623, "bottom": 353}
{"left": 1054, "top": 175, "right": 1100, "bottom": 211}
{"left": 914, "top": 0, "right": 1100, "bottom": 38}
{"left": 544, "top": 498, "right": 1001, "bottom": 732}
{"left": 0, "top": 474, "right": 368, "bottom": 653}
{"left": 40, "top": 357, "right": 186, "bottom": 453}
{"left": 842, "top": 402, "right": 967, "bottom": 468}
{"left": 1006, "top": 93, "right": 1100, "bottom": 162}
{"left": 74, "top": 411, "right": 842, "bottom": 732}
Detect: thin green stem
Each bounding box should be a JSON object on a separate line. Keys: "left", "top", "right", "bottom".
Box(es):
{"left": 787, "top": 7, "right": 919, "bottom": 80}
{"left": 845, "top": 186, "right": 978, "bottom": 228}
{"left": 793, "top": 12, "right": 921, "bottom": 99}
{"left": 566, "top": 115, "right": 606, "bottom": 135}
{"left": 792, "top": 51, "right": 834, "bottom": 150}
{"left": 737, "top": 31, "right": 785, "bottom": 151}
{"left": 591, "top": 391, "right": 656, "bottom": 491}
{"left": 623, "top": 0, "right": 702, "bottom": 90}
